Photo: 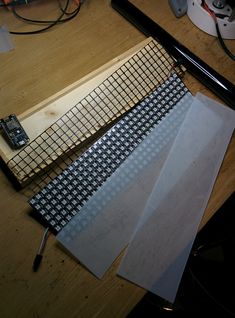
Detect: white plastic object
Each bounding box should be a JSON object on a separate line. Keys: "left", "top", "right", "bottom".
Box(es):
{"left": 187, "top": 0, "right": 235, "bottom": 39}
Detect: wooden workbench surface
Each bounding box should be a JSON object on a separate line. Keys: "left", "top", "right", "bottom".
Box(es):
{"left": 0, "top": 1, "right": 234, "bottom": 317}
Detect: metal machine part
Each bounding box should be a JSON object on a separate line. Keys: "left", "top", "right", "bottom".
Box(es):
{"left": 187, "top": 0, "right": 235, "bottom": 39}
{"left": 213, "top": 0, "right": 226, "bottom": 8}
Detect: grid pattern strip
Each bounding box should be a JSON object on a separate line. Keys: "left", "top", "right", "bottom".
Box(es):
{"left": 29, "top": 74, "right": 189, "bottom": 233}
{"left": 7, "top": 40, "right": 175, "bottom": 187}
{"left": 58, "top": 92, "right": 193, "bottom": 242}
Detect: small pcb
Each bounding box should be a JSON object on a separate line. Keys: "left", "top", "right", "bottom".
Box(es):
{"left": 0, "top": 114, "right": 29, "bottom": 149}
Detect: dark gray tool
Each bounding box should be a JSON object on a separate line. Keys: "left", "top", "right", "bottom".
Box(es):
{"left": 168, "top": 0, "right": 187, "bottom": 17}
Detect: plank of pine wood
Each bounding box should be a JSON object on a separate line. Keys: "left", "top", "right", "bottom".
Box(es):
{"left": 0, "top": 38, "right": 173, "bottom": 184}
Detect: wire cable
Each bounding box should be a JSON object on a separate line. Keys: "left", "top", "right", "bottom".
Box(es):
{"left": 215, "top": 21, "right": 235, "bottom": 61}
{"left": 11, "top": 0, "right": 81, "bottom": 25}
{"left": 8, "top": 0, "right": 81, "bottom": 35}
{"left": 58, "top": 0, "right": 80, "bottom": 15}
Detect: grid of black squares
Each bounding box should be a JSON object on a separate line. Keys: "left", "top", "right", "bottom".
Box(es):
{"left": 8, "top": 40, "right": 174, "bottom": 186}
{"left": 29, "top": 74, "right": 188, "bottom": 233}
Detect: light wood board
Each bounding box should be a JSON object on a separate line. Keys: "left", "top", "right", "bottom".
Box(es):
{"left": 0, "top": 37, "right": 174, "bottom": 184}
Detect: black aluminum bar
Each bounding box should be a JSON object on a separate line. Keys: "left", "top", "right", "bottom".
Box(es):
{"left": 111, "top": 0, "right": 235, "bottom": 109}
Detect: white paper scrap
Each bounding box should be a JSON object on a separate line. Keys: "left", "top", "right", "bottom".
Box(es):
{"left": 0, "top": 25, "right": 14, "bottom": 53}
{"left": 118, "top": 95, "right": 235, "bottom": 303}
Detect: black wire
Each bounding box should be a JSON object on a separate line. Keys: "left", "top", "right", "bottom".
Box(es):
{"left": 10, "top": 0, "right": 69, "bottom": 34}
{"left": 12, "top": 3, "right": 80, "bottom": 25}
{"left": 11, "top": 0, "right": 80, "bottom": 25}
{"left": 9, "top": 0, "right": 80, "bottom": 35}
{"left": 215, "top": 22, "right": 235, "bottom": 61}
{"left": 57, "top": 0, "right": 79, "bottom": 15}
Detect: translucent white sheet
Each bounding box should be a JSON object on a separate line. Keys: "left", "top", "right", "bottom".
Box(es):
{"left": 57, "top": 93, "right": 234, "bottom": 302}
{"left": 118, "top": 94, "right": 235, "bottom": 302}
{"left": 57, "top": 93, "right": 192, "bottom": 278}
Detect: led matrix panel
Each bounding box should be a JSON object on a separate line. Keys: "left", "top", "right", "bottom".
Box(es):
{"left": 30, "top": 74, "right": 189, "bottom": 233}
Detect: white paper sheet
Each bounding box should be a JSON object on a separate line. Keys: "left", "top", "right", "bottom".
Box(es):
{"left": 118, "top": 94, "right": 235, "bottom": 302}
{"left": 57, "top": 93, "right": 192, "bottom": 278}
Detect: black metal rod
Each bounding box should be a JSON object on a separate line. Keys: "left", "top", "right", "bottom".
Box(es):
{"left": 111, "top": 0, "right": 235, "bottom": 109}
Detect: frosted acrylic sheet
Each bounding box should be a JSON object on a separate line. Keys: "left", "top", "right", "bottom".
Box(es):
{"left": 118, "top": 94, "right": 235, "bottom": 303}
{"left": 57, "top": 93, "right": 193, "bottom": 278}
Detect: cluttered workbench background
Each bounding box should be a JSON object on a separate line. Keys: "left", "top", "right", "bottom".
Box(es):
{"left": 0, "top": 1, "right": 234, "bottom": 317}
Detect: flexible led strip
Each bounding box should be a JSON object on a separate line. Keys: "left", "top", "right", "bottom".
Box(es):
{"left": 29, "top": 74, "right": 189, "bottom": 233}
